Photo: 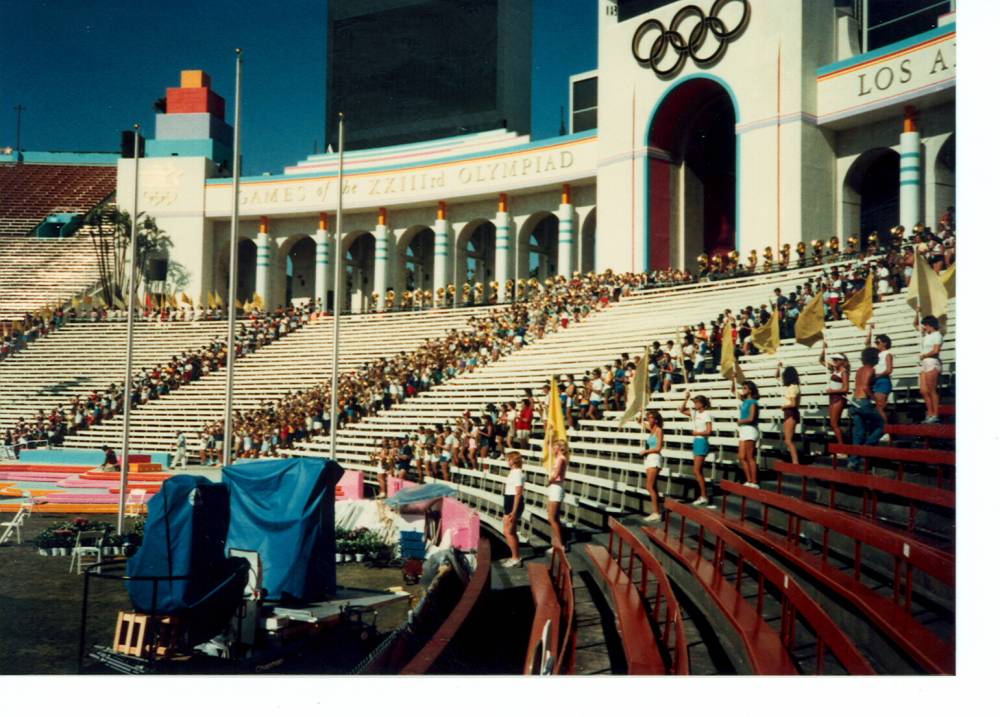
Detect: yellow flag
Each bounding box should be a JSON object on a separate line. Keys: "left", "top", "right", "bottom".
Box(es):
{"left": 541, "top": 375, "right": 568, "bottom": 472}
{"left": 252, "top": 292, "right": 265, "bottom": 311}
{"left": 168, "top": 293, "right": 178, "bottom": 309}
{"left": 842, "top": 274, "right": 873, "bottom": 331}
{"left": 940, "top": 263, "right": 955, "bottom": 299}
{"left": 719, "top": 321, "right": 746, "bottom": 383}
{"left": 213, "top": 290, "right": 224, "bottom": 308}
{"left": 795, "top": 292, "right": 826, "bottom": 347}
{"left": 242, "top": 299, "right": 253, "bottom": 314}
{"left": 618, "top": 348, "right": 649, "bottom": 427}
{"left": 907, "top": 253, "right": 948, "bottom": 320}
{"left": 750, "top": 311, "right": 780, "bottom": 355}
{"left": 181, "top": 291, "right": 192, "bottom": 306}
{"left": 71, "top": 296, "right": 81, "bottom": 310}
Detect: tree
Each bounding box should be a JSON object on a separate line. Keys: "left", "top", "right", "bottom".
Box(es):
{"left": 84, "top": 203, "right": 172, "bottom": 307}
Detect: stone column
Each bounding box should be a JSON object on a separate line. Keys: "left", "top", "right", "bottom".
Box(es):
{"left": 314, "top": 212, "right": 330, "bottom": 311}
{"left": 557, "top": 184, "right": 574, "bottom": 279}
{"left": 899, "top": 106, "right": 922, "bottom": 232}
{"left": 494, "top": 193, "right": 511, "bottom": 302}
{"left": 433, "top": 201, "right": 450, "bottom": 304}
{"left": 374, "top": 207, "right": 389, "bottom": 311}
{"left": 254, "top": 216, "right": 272, "bottom": 309}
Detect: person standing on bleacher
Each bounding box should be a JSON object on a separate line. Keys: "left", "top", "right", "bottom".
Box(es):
{"left": 640, "top": 410, "right": 664, "bottom": 521}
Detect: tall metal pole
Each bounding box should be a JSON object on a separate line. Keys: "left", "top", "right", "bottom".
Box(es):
{"left": 328, "top": 113, "right": 345, "bottom": 460}
{"left": 222, "top": 48, "right": 243, "bottom": 467}
{"left": 13, "top": 105, "right": 25, "bottom": 160}
{"left": 115, "top": 125, "right": 141, "bottom": 535}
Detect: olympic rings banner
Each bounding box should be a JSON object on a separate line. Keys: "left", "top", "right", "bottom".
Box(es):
{"left": 631, "top": 0, "right": 750, "bottom": 79}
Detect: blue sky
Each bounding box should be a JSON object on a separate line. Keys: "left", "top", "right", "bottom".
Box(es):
{"left": 0, "top": 0, "right": 596, "bottom": 175}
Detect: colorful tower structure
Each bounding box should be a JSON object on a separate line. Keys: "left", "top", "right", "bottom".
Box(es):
{"left": 146, "top": 70, "right": 234, "bottom": 171}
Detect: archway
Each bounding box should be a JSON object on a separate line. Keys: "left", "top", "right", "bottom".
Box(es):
{"left": 215, "top": 237, "right": 256, "bottom": 305}
{"left": 399, "top": 226, "right": 434, "bottom": 295}
{"left": 461, "top": 220, "right": 496, "bottom": 302}
{"left": 844, "top": 148, "right": 900, "bottom": 239}
{"left": 345, "top": 232, "right": 375, "bottom": 313}
{"left": 580, "top": 209, "right": 596, "bottom": 274}
{"left": 283, "top": 235, "right": 316, "bottom": 308}
{"left": 518, "top": 213, "right": 558, "bottom": 282}
{"left": 931, "top": 134, "right": 954, "bottom": 231}
{"left": 647, "top": 77, "right": 737, "bottom": 272}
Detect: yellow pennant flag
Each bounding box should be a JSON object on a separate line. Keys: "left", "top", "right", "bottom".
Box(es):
{"left": 750, "top": 311, "right": 780, "bottom": 355}
{"left": 939, "top": 263, "right": 955, "bottom": 299}
{"left": 720, "top": 321, "right": 746, "bottom": 383}
{"left": 252, "top": 292, "right": 265, "bottom": 311}
{"left": 181, "top": 291, "right": 192, "bottom": 306}
{"left": 618, "top": 348, "right": 649, "bottom": 427}
{"left": 795, "top": 292, "right": 826, "bottom": 347}
{"left": 242, "top": 299, "right": 253, "bottom": 314}
{"left": 206, "top": 291, "right": 217, "bottom": 309}
{"left": 541, "top": 375, "right": 568, "bottom": 472}
{"left": 214, "top": 290, "right": 224, "bottom": 308}
{"left": 71, "top": 296, "right": 81, "bottom": 310}
{"left": 168, "top": 293, "right": 179, "bottom": 309}
{"left": 907, "top": 253, "right": 948, "bottom": 320}
{"left": 842, "top": 274, "right": 874, "bottom": 331}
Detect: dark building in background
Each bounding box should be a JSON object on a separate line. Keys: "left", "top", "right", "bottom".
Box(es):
{"left": 326, "top": 0, "right": 532, "bottom": 151}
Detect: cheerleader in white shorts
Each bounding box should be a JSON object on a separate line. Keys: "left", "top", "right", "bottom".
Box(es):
{"left": 640, "top": 410, "right": 664, "bottom": 521}
{"left": 546, "top": 439, "right": 568, "bottom": 554}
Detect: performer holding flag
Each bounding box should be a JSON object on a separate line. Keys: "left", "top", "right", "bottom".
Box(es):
{"left": 541, "top": 375, "right": 568, "bottom": 554}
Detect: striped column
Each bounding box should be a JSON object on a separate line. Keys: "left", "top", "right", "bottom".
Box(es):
{"left": 314, "top": 212, "right": 330, "bottom": 311}
{"left": 495, "top": 193, "right": 511, "bottom": 303}
{"left": 557, "top": 184, "right": 574, "bottom": 279}
{"left": 433, "top": 202, "right": 450, "bottom": 303}
{"left": 254, "top": 216, "right": 271, "bottom": 309}
{"left": 374, "top": 207, "right": 389, "bottom": 311}
{"left": 899, "top": 106, "right": 922, "bottom": 232}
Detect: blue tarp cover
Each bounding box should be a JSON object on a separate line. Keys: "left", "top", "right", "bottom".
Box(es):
{"left": 223, "top": 457, "right": 342, "bottom": 602}
{"left": 127, "top": 475, "right": 241, "bottom": 616}
{"left": 384, "top": 483, "right": 456, "bottom": 508}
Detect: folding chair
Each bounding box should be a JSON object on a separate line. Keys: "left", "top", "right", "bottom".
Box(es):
{"left": 69, "top": 530, "right": 106, "bottom": 575}
{"left": 0, "top": 491, "right": 34, "bottom": 546}
{"left": 124, "top": 489, "right": 146, "bottom": 518}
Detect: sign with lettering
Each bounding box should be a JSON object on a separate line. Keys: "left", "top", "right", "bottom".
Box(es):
{"left": 204, "top": 139, "right": 595, "bottom": 216}
{"left": 816, "top": 26, "right": 955, "bottom": 124}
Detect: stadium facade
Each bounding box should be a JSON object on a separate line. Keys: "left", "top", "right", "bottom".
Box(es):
{"left": 117, "top": 0, "right": 956, "bottom": 312}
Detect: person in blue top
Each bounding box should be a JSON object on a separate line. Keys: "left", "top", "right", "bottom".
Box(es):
{"left": 734, "top": 379, "right": 760, "bottom": 488}
{"left": 639, "top": 410, "right": 664, "bottom": 522}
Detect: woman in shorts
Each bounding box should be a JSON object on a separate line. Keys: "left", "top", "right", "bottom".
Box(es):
{"left": 867, "top": 325, "right": 894, "bottom": 426}
{"left": 776, "top": 363, "right": 801, "bottom": 464}
{"left": 820, "top": 342, "right": 850, "bottom": 445}
{"left": 917, "top": 315, "right": 943, "bottom": 423}
{"left": 546, "top": 439, "right": 568, "bottom": 554}
{"left": 735, "top": 380, "right": 760, "bottom": 487}
{"left": 679, "top": 392, "right": 713, "bottom": 506}
{"left": 501, "top": 451, "right": 526, "bottom": 568}
{"left": 640, "top": 410, "right": 664, "bottom": 521}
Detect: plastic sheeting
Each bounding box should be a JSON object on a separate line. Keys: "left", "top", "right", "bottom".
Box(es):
{"left": 223, "top": 457, "right": 342, "bottom": 603}
{"left": 383, "top": 483, "right": 456, "bottom": 510}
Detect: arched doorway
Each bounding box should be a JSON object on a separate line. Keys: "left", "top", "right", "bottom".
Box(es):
{"left": 931, "top": 134, "right": 954, "bottom": 230}
{"left": 461, "top": 220, "right": 496, "bottom": 302}
{"left": 580, "top": 209, "right": 596, "bottom": 274}
{"left": 844, "top": 148, "right": 900, "bottom": 239}
{"left": 400, "top": 226, "right": 434, "bottom": 294}
{"left": 216, "top": 237, "right": 256, "bottom": 305}
{"left": 284, "top": 236, "right": 316, "bottom": 308}
{"left": 647, "top": 77, "right": 737, "bottom": 272}
{"left": 345, "top": 232, "right": 375, "bottom": 313}
{"left": 519, "top": 213, "right": 558, "bottom": 282}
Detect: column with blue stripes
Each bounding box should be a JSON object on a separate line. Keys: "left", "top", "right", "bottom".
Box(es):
{"left": 433, "top": 201, "right": 450, "bottom": 306}
{"left": 314, "top": 212, "right": 330, "bottom": 312}
{"left": 374, "top": 207, "right": 389, "bottom": 311}
{"left": 557, "top": 183, "right": 575, "bottom": 279}
{"left": 494, "top": 193, "right": 511, "bottom": 303}
{"left": 254, "top": 216, "right": 271, "bottom": 310}
{"left": 899, "top": 105, "right": 922, "bottom": 232}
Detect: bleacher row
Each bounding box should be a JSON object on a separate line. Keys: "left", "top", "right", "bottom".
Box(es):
{"left": 0, "top": 162, "right": 116, "bottom": 236}
{"left": 0, "top": 234, "right": 103, "bottom": 320}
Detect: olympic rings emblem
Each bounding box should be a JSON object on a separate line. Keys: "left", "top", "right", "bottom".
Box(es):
{"left": 631, "top": 0, "right": 750, "bottom": 79}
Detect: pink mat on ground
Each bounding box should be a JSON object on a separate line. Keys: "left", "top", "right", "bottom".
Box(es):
{"left": 58, "top": 477, "right": 116, "bottom": 489}
{"left": 0, "top": 471, "right": 78, "bottom": 483}
{"left": 41, "top": 493, "right": 120, "bottom": 504}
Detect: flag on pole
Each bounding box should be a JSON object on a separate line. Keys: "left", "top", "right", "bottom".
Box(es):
{"left": 213, "top": 290, "right": 224, "bottom": 309}
{"left": 750, "top": 311, "right": 780, "bottom": 354}
{"left": 842, "top": 274, "right": 874, "bottom": 330}
{"left": 252, "top": 292, "right": 264, "bottom": 311}
{"left": 168, "top": 293, "right": 178, "bottom": 309}
{"left": 541, "top": 375, "right": 568, "bottom": 472}
{"left": 907, "top": 254, "right": 948, "bottom": 320}
{"left": 618, "top": 348, "right": 650, "bottom": 427}
{"left": 719, "top": 321, "right": 746, "bottom": 383}
{"left": 71, "top": 296, "right": 81, "bottom": 310}
{"left": 113, "top": 294, "right": 126, "bottom": 310}
{"left": 242, "top": 299, "right": 253, "bottom": 314}
{"left": 939, "top": 263, "right": 956, "bottom": 299}
{"left": 181, "top": 291, "right": 192, "bottom": 306}
{"left": 795, "top": 292, "right": 826, "bottom": 347}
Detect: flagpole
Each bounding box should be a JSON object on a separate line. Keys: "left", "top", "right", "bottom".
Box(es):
{"left": 328, "top": 113, "right": 344, "bottom": 461}
{"left": 116, "top": 124, "right": 141, "bottom": 535}
{"left": 222, "top": 48, "right": 243, "bottom": 467}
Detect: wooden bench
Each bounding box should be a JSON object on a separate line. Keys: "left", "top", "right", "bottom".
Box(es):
{"left": 585, "top": 517, "right": 688, "bottom": 674}
{"left": 828, "top": 444, "right": 955, "bottom": 488}
{"left": 644, "top": 500, "right": 874, "bottom": 675}
{"left": 771, "top": 460, "right": 955, "bottom": 534}
{"left": 523, "top": 546, "right": 576, "bottom": 675}
{"left": 884, "top": 424, "right": 955, "bottom": 441}
{"left": 717, "top": 480, "right": 954, "bottom": 674}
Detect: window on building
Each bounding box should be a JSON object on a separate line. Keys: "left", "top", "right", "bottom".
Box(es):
{"left": 851, "top": 0, "right": 953, "bottom": 52}
{"left": 571, "top": 76, "right": 598, "bottom": 133}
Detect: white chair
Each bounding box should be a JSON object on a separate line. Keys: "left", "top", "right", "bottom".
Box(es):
{"left": 0, "top": 492, "right": 34, "bottom": 546}
{"left": 69, "top": 529, "right": 106, "bottom": 575}
{"left": 124, "top": 489, "right": 146, "bottom": 518}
